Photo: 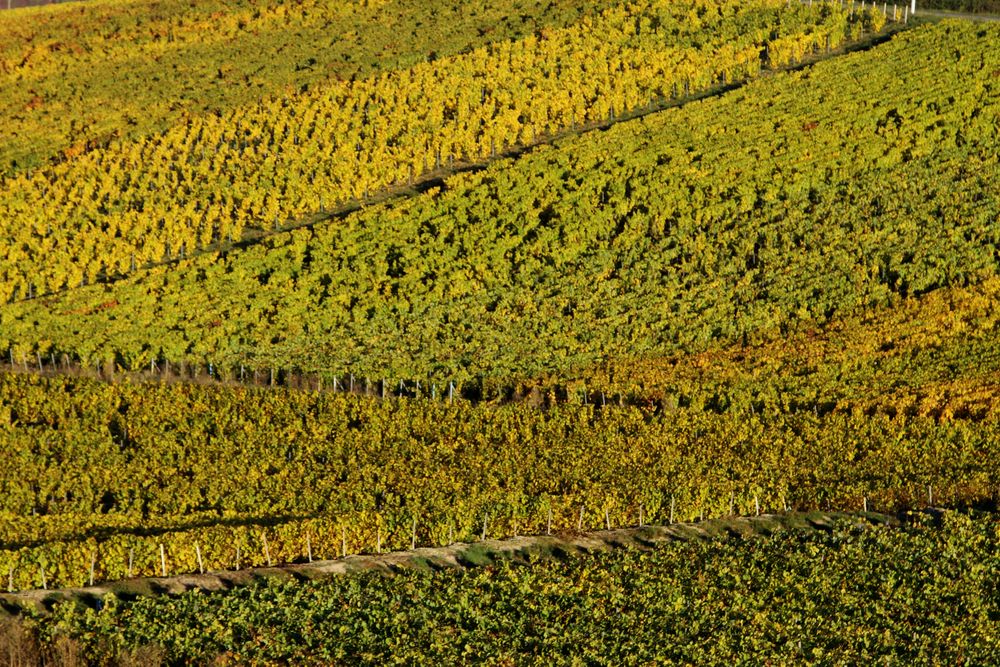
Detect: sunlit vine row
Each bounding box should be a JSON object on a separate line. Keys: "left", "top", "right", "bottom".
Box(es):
{"left": 1, "top": 22, "right": 995, "bottom": 383}
{"left": 0, "top": 0, "right": 865, "bottom": 302}
{"left": 0, "top": 371, "right": 996, "bottom": 588}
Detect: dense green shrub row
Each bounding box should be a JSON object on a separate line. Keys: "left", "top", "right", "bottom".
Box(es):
{"left": 19, "top": 511, "right": 1000, "bottom": 664}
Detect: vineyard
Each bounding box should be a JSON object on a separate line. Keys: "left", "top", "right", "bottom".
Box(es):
{"left": 0, "top": 0, "right": 629, "bottom": 174}
{"left": 1, "top": 0, "right": 999, "bottom": 661}
{"left": 0, "top": 359, "right": 999, "bottom": 591}
{"left": 7, "top": 511, "right": 1000, "bottom": 663}
{"left": 0, "top": 0, "right": 875, "bottom": 303}
{"left": 2, "top": 21, "right": 996, "bottom": 384}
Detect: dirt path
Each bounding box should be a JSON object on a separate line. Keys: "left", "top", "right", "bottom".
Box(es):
{"left": 917, "top": 7, "right": 1000, "bottom": 20}
{"left": 0, "top": 511, "right": 900, "bottom": 617}
{"left": 0, "top": 0, "right": 74, "bottom": 10}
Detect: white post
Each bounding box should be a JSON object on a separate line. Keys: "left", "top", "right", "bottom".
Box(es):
{"left": 910, "top": 0, "right": 915, "bottom": 14}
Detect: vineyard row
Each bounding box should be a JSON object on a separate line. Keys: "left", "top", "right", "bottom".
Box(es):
{"left": 3, "top": 22, "right": 997, "bottom": 387}
{"left": 1, "top": 369, "right": 999, "bottom": 589}
{"left": 0, "top": 488, "right": 965, "bottom": 594}
{"left": 0, "top": 0, "right": 882, "bottom": 302}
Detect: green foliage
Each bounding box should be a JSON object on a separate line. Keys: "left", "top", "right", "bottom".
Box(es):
{"left": 28, "top": 511, "right": 1000, "bottom": 664}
